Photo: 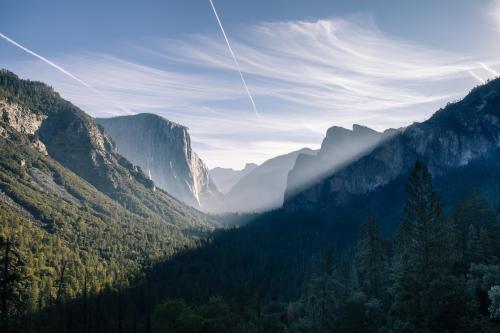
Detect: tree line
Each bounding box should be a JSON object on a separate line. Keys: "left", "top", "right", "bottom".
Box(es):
{"left": 2, "top": 161, "right": 500, "bottom": 332}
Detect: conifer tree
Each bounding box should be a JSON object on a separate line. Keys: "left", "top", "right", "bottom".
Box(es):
{"left": 355, "top": 217, "right": 388, "bottom": 300}
{"left": 0, "top": 236, "right": 28, "bottom": 330}
{"left": 391, "top": 161, "right": 457, "bottom": 331}
{"left": 453, "top": 188, "right": 498, "bottom": 268}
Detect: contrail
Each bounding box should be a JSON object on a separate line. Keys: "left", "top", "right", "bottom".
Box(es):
{"left": 0, "top": 32, "right": 128, "bottom": 113}
{"left": 468, "top": 70, "right": 485, "bottom": 84}
{"left": 208, "top": 0, "right": 259, "bottom": 117}
{"left": 478, "top": 62, "right": 500, "bottom": 77}
{"left": 0, "top": 32, "right": 94, "bottom": 88}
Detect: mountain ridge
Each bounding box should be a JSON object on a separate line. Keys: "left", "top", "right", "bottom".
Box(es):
{"left": 96, "top": 113, "right": 222, "bottom": 210}
{"left": 284, "top": 78, "right": 500, "bottom": 212}
{"left": 210, "top": 163, "right": 258, "bottom": 194}
{"left": 0, "top": 69, "right": 213, "bottom": 307}
{"left": 217, "top": 148, "right": 316, "bottom": 213}
{"left": 285, "top": 124, "right": 398, "bottom": 200}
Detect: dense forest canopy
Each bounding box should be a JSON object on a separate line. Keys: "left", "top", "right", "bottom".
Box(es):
{"left": 0, "top": 70, "right": 216, "bottom": 331}
{"left": 2, "top": 161, "right": 500, "bottom": 332}
{"left": 1, "top": 70, "right": 500, "bottom": 332}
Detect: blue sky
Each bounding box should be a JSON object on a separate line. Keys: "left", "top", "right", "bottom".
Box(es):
{"left": 1, "top": 0, "right": 500, "bottom": 169}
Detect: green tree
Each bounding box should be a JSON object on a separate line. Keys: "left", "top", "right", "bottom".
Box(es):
{"left": 199, "top": 296, "right": 241, "bottom": 333}
{"left": 391, "top": 161, "right": 459, "bottom": 332}
{"left": 0, "top": 235, "right": 29, "bottom": 331}
{"left": 488, "top": 285, "right": 500, "bottom": 321}
{"left": 152, "top": 299, "right": 202, "bottom": 333}
{"left": 355, "top": 217, "right": 389, "bottom": 300}
{"left": 453, "top": 189, "right": 498, "bottom": 269}
{"left": 302, "top": 273, "right": 347, "bottom": 332}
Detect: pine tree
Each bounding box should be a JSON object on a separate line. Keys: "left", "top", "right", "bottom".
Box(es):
{"left": 453, "top": 188, "right": 498, "bottom": 268}
{"left": 297, "top": 249, "right": 350, "bottom": 332}
{"left": 391, "top": 161, "right": 458, "bottom": 332}
{"left": 403, "top": 161, "right": 452, "bottom": 279}
{"left": 303, "top": 274, "right": 347, "bottom": 332}
{"left": 453, "top": 188, "right": 496, "bottom": 230}
{"left": 465, "top": 225, "right": 481, "bottom": 263}
{"left": 0, "top": 236, "right": 28, "bottom": 331}
{"left": 355, "top": 217, "right": 389, "bottom": 300}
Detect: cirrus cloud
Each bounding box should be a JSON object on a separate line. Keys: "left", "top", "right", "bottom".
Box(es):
{"left": 3, "top": 15, "right": 499, "bottom": 168}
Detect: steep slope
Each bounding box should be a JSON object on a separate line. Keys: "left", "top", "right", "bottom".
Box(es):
{"left": 0, "top": 71, "right": 210, "bottom": 225}
{"left": 96, "top": 114, "right": 222, "bottom": 210}
{"left": 285, "top": 124, "right": 397, "bottom": 200}
{"left": 210, "top": 163, "right": 257, "bottom": 194}
{"left": 285, "top": 78, "right": 500, "bottom": 212}
{"left": 0, "top": 69, "right": 212, "bottom": 306}
{"left": 219, "top": 148, "right": 316, "bottom": 213}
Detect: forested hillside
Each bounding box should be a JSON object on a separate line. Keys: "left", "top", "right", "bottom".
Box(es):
{"left": 0, "top": 70, "right": 214, "bottom": 331}
{"left": 1, "top": 70, "right": 500, "bottom": 332}
{"left": 7, "top": 161, "right": 500, "bottom": 332}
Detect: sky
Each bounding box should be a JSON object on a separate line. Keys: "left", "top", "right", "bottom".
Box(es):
{"left": 1, "top": 0, "right": 500, "bottom": 169}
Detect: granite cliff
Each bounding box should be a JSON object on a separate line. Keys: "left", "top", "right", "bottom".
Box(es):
{"left": 285, "top": 124, "right": 397, "bottom": 201}
{"left": 284, "top": 78, "right": 500, "bottom": 212}
{"left": 96, "top": 114, "right": 222, "bottom": 210}
{"left": 0, "top": 69, "right": 209, "bottom": 228}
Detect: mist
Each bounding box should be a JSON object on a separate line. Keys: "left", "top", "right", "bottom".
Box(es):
{"left": 206, "top": 124, "right": 399, "bottom": 214}
{"left": 284, "top": 124, "right": 399, "bottom": 202}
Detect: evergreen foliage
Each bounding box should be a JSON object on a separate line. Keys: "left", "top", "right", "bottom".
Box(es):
{"left": 2, "top": 69, "right": 500, "bottom": 332}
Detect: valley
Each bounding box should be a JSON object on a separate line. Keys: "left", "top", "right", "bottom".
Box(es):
{"left": 2, "top": 1, "right": 500, "bottom": 328}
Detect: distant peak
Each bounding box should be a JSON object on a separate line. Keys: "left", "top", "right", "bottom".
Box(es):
{"left": 211, "top": 163, "right": 257, "bottom": 173}
{"left": 133, "top": 113, "right": 187, "bottom": 129}
{"left": 326, "top": 125, "right": 351, "bottom": 135}
{"left": 243, "top": 163, "right": 258, "bottom": 171}
{"left": 352, "top": 124, "right": 379, "bottom": 134}
{"left": 324, "top": 124, "right": 382, "bottom": 143}
{"left": 97, "top": 113, "right": 186, "bottom": 130}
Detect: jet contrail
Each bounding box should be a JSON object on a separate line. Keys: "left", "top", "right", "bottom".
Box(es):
{"left": 468, "top": 70, "right": 486, "bottom": 84}
{"left": 208, "top": 0, "right": 259, "bottom": 117}
{"left": 0, "top": 32, "right": 94, "bottom": 88}
{"left": 0, "top": 32, "right": 128, "bottom": 113}
{"left": 478, "top": 62, "right": 500, "bottom": 77}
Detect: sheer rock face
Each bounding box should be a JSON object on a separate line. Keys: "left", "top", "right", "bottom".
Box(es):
{"left": 35, "top": 106, "right": 152, "bottom": 195}
{"left": 96, "top": 113, "right": 222, "bottom": 210}
{"left": 284, "top": 79, "right": 500, "bottom": 212}
{"left": 0, "top": 100, "right": 47, "bottom": 135}
{"left": 0, "top": 69, "right": 209, "bottom": 229}
{"left": 284, "top": 125, "right": 397, "bottom": 201}
{"left": 31, "top": 139, "right": 48, "bottom": 155}
{"left": 0, "top": 70, "right": 156, "bottom": 194}
{"left": 0, "top": 100, "right": 49, "bottom": 155}
{"left": 0, "top": 97, "right": 153, "bottom": 195}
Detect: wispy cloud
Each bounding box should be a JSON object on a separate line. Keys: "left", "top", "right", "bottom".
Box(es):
{"left": 488, "top": 0, "right": 500, "bottom": 32}
{"left": 3, "top": 15, "right": 499, "bottom": 168}
{"left": 158, "top": 16, "right": 496, "bottom": 106}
